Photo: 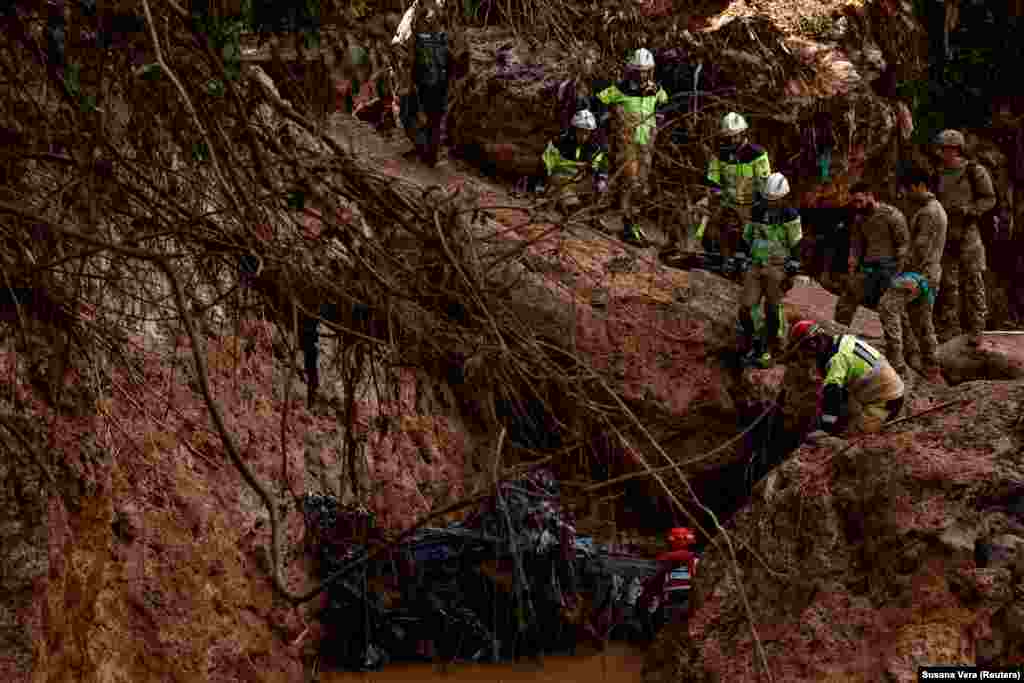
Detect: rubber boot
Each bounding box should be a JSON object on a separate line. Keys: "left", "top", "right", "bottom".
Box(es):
{"left": 743, "top": 338, "right": 769, "bottom": 368}
{"left": 764, "top": 303, "right": 782, "bottom": 357}
{"left": 737, "top": 307, "right": 757, "bottom": 362}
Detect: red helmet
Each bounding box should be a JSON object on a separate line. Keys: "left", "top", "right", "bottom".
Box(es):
{"left": 788, "top": 319, "right": 823, "bottom": 352}
{"left": 668, "top": 527, "right": 696, "bottom": 549}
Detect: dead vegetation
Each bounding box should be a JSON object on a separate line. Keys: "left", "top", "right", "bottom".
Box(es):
{"left": 0, "top": 0, "right": 764, "bottom": 619}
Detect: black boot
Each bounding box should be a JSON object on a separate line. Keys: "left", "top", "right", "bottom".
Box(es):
{"left": 738, "top": 307, "right": 756, "bottom": 354}
{"left": 764, "top": 303, "right": 782, "bottom": 356}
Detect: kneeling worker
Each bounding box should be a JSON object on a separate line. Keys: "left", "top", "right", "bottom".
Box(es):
{"left": 541, "top": 109, "right": 609, "bottom": 214}
{"left": 786, "top": 319, "right": 905, "bottom": 436}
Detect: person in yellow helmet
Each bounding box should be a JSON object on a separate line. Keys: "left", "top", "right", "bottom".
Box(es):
{"left": 786, "top": 320, "right": 905, "bottom": 437}
{"left": 597, "top": 48, "right": 668, "bottom": 246}
{"left": 700, "top": 112, "right": 772, "bottom": 257}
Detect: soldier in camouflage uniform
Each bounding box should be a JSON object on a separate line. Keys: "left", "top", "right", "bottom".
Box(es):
{"left": 931, "top": 129, "right": 996, "bottom": 346}
{"left": 877, "top": 166, "right": 948, "bottom": 382}
{"left": 833, "top": 182, "right": 909, "bottom": 327}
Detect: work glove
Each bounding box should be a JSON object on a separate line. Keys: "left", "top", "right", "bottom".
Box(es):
{"left": 785, "top": 258, "right": 801, "bottom": 277}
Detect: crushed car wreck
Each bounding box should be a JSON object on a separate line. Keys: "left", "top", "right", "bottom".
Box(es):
{"left": 301, "top": 469, "right": 697, "bottom": 671}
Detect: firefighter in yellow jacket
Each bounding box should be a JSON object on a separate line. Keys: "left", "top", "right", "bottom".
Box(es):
{"left": 737, "top": 172, "right": 802, "bottom": 367}
{"left": 786, "top": 320, "right": 905, "bottom": 436}
{"left": 597, "top": 48, "right": 668, "bottom": 246}
{"left": 699, "top": 112, "right": 772, "bottom": 257}
{"left": 541, "top": 109, "right": 609, "bottom": 214}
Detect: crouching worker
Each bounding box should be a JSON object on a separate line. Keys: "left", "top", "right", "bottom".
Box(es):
{"left": 787, "top": 320, "right": 905, "bottom": 437}
{"left": 541, "top": 109, "right": 610, "bottom": 214}
{"left": 736, "top": 172, "right": 802, "bottom": 367}
{"left": 637, "top": 527, "right": 697, "bottom": 638}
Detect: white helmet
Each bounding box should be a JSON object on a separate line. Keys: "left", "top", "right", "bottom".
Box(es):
{"left": 934, "top": 129, "right": 965, "bottom": 149}
{"left": 571, "top": 109, "right": 597, "bottom": 131}
{"left": 627, "top": 48, "right": 656, "bottom": 70}
{"left": 763, "top": 172, "right": 790, "bottom": 200}
{"left": 720, "top": 111, "right": 749, "bottom": 136}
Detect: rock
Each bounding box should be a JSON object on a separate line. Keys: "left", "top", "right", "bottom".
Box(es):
{"left": 939, "top": 522, "right": 978, "bottom": 556}
{"left": 976, "top": 534, "right": 1024, "bottom": 572}
{"left": 653, "top": 377, "right": 1024, "bottom": 682}
{"left": 0, "top": 429, "right": 49, "bottom": 679}
{"left": 938, "top": 335, "right": 1024, "bottom": 385}
{"left": 963, "top": 567, "right": 1014, "bottom": 602}
{"left": 1003, "top": 602, "right": 1024, "bottom": 638}
{"left": 112, "top": 503, "right": 142, "bottom": 543}
{"left": 885, "top": 623, "right": 974, "bottom": 681}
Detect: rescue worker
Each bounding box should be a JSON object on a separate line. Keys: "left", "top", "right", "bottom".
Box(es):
{"left": 931, "top": 128, "right": 995, "bottom": 346}
{"left": 394, "top": 0, "right": 466, "bottom": 167}
{"left": 541, "top": 109, "right": 610, "bottom": 214}
{"left": 596, "top": 48, "right": 668, "bottom": 246}
{"left": 787, "top": 320, "right": 905, "bottom": 436}
{"left": 833, "top": 182, "right": 909, "bottom": 327}
{"left": 877, "top": 166, "right": 948, "bottom": 382}
{"left": 699, "top": 112, "right": 772, "bottom": 257}
{"left": 736, "top": 172, "right": 802, "bottom": 367}
{"left": 637, "top": 527, "right": 697, "bottom": 639}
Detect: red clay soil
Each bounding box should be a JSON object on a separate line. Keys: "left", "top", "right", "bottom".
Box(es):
{"left": 0, "top": 316, "right": 477, "bottom": 682}
{"left": 644, "top": 378, "right": 1024, "bottom": 683}
{"left": 0, "top": 113, "right": 739, "bottom": 682}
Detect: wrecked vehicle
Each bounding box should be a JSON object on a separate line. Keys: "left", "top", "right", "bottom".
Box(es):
{"left": 301, "top": 469, "right": 697, "bottom": 671}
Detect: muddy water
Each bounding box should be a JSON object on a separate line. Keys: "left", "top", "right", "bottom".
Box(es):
{"left": 322, "top": 643, "right": 646, "bottom": 682}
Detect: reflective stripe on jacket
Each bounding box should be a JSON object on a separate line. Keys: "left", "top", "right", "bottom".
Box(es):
{"left": 706, "top": 143, "right": 771, "bottom": 209}
{"left": 823, "top": 335, "right": 905, "bottom": 405}
{"left": 542, "top": 132, "right": 609, "bottom": 177}
{"left": 743, "top": 204, "right": 802, "bottom": 264}
{"left": 596, "top": 81, "right": 668, "bottom": 146}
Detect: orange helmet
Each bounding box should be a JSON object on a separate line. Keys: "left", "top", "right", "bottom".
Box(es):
{"left": 788, "top": 319, "right": 823, "bottom": 352}
{"left": 668, "top": 527, "right": 696, "bottom": 549}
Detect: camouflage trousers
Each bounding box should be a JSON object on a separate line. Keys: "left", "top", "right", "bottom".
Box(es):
{"left": 833, "top": 272, "right": 865, "bottom": 327}
{"left": 877, "top": 274, "right": 939, "bottom": 373}
{"left": 935, "top": 228, "right": 988, "bottom": 341}
{"left": 834, "top": 271, "right": 922, "bottom": 361}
